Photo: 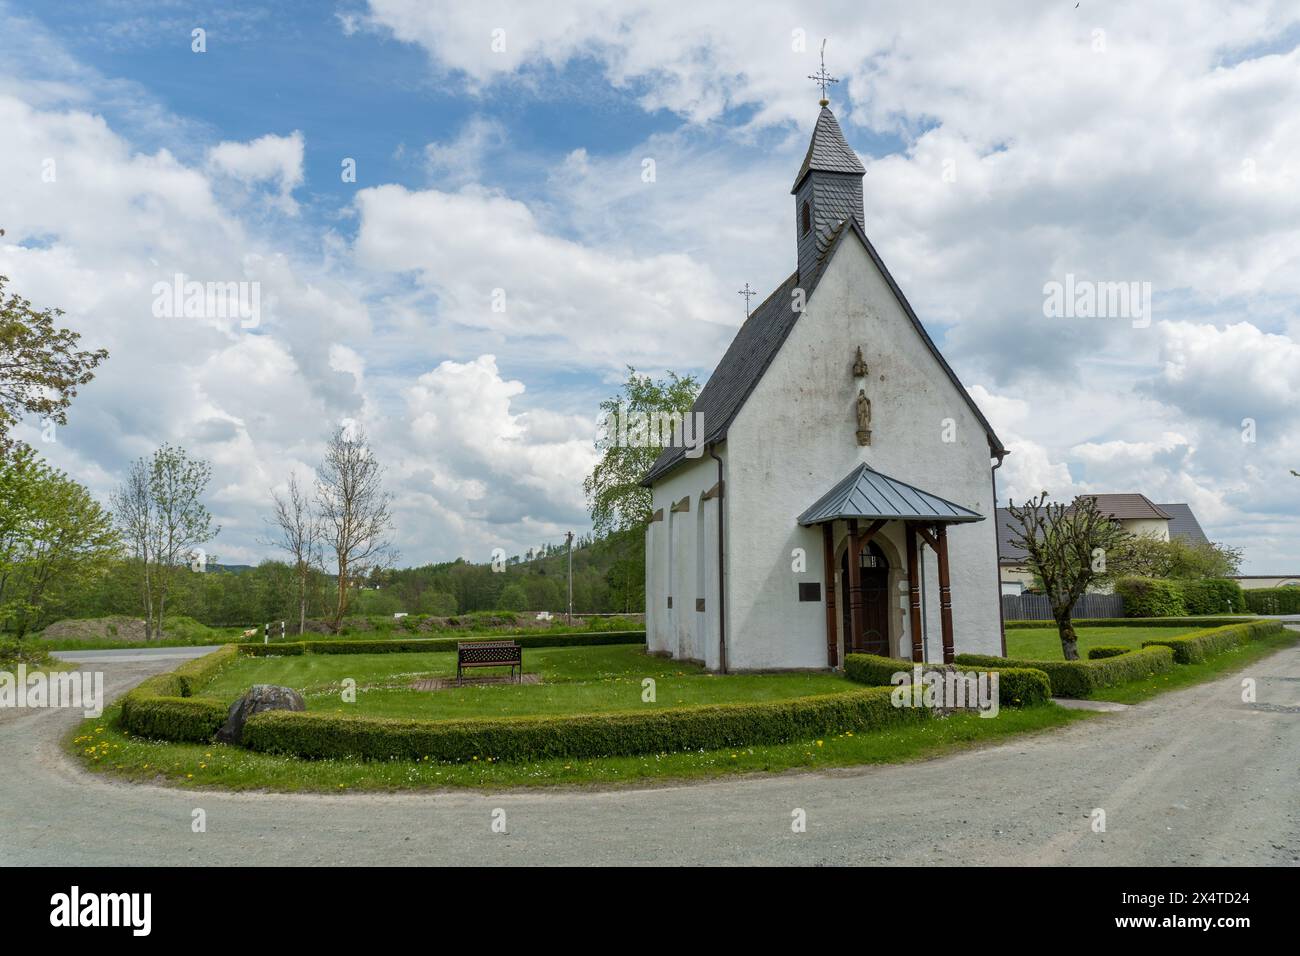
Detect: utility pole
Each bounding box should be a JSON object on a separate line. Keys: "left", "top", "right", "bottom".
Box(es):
{"left": 565, "top": 531, "right": 574, "bottom": 625}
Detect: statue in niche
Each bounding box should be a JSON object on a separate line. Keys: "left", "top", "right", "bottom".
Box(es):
{"left": 856, "top": 389, "right": 872, "bottom": 446}
{"left": 852, "top": 346, "right": 868, "bottom": 377}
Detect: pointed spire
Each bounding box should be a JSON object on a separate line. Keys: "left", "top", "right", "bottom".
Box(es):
{"left": 791, "top": 106, "right": 866, "bottom": 194}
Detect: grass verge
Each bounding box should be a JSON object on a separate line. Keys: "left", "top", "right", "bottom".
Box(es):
{"left": 1088, "top": 626, "right": 1298, "bottom": 704}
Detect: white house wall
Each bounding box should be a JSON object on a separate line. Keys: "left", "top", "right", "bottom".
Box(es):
{"left": 722, "top": 231, "right": 1003, "bottom": 670}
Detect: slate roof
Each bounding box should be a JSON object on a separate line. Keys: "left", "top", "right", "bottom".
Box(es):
{"left": 1083, "top": 493, "right": 1172, "bottom": 521}
{"left": 791, "top": 107, "right": 866, "bottom": 192}
{"left": 1156, "top": 503, "right": 1209, "bottom": 545}
{"left": 798, "top": 462, "right": 984, "bottom": 526}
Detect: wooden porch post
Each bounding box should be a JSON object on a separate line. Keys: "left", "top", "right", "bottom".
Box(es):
{"left": 847, "top": 518, "right": 864, "bottom": 656}
{"left": 905, "top": 521, "right": 923, "bottom": 662}
{"left": 822, "top": 523, "right": 838, "bottom": 667}
{"left": 936, "top": 523, "right": 955, "bottom": 664}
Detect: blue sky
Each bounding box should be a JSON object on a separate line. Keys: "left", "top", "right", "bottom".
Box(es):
{"left": 2, "top": 0, "right": 1300, "bottom": 573}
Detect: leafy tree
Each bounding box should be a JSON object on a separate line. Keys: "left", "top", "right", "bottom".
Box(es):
{"left": 0, "top": 276, "right": 108, "bottom": 457}
{"left": 1112, "top": 534, "right": 1242, "bottom": 580}
{"left": 0, "top": 447, "right": 117, "bottom": 636}
{"left": 1005, "top": 492, "right": 1134, "bottom": 660}
{"left": 498, "top": 582, "right": 528, "bottom": 612}
{"left": 583, "top": 366, "right": 699, "bottom": 535}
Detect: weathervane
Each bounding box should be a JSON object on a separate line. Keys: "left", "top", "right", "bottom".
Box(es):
{"left": 808, "top": 38, "right": 838, "bottom": 106}
{"left": 737, "top": 282, "right": 757, "bottom": 317}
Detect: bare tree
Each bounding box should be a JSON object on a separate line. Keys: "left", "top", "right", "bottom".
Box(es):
{"left": 1005, "top": 492, "right": 1133, "bottom": 660}
{"left": 264, "top": 472, "right": 321, "bottom": 635}
{"left": 112, "top": 445, "right": 218, "bottom": 639}
{"left": 110, "top": 458, "right": 156, "bottom": 639}
{"left": 315, "top": 425, "right": 394, "bottom": 630}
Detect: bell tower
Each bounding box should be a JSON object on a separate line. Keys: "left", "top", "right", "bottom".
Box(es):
{"left": 793, "top": 46, "right": 865, "bottom": 282}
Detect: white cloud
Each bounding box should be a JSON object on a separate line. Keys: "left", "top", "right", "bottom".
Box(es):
{"left": 207, "top": 131, "right": 305, "bottom": 213}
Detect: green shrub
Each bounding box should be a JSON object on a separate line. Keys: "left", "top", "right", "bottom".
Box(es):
{"left": 1115, "top": 577, "right": 1186, "bottom": 617}
{"left": 0, "top": 638, "right": 56, "bottom": 669}
{"left": 1086, "top": 645, "right": 1130, "bottom": 660}
{"left": 1243, "top": 587, "right": 1300, "bottom": 615}
{"left": 242, "top": 687, "right": 921, "bottom": 763}
{"left": 1181, "top": 579, "right": 1246, "bottom": 615}
{"left": 236, "top": 631, "right": 646, "bottom": 657}
{"left": 1141, "top": 620, "right": 1282, "bottom": 664}
{"left": 954, "top": 645, "right": 1176, "bottom": 698}
{"left": 843, "top": 653, "right": 1051, "bottom": 707}
{"left": 995, "top": 668, "right": 1053, "bottom": 707}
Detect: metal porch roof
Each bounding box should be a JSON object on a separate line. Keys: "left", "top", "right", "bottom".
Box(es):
{"left": 797, "top": 463, "right": 985, "bottom": 526}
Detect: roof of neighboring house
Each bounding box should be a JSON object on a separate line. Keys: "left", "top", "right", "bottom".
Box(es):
{"left": 798, "top": 463, "right": 984, "bottom": 526}
{"left": 1156, "top": 502, "right": 1209, "bottom": 545}
{"left": 996, "top": 498, "right": 1210, "bottom": 563}
{"left": 996, "top": 508, "right": 1028, "bottom": 564}
{"left": 1081, "top": 493, "right": 1172, "bottom": 521}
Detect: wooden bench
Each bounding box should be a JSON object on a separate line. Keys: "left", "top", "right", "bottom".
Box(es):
{"left": 456, "top": 640, "right": 523, "bottom": 685}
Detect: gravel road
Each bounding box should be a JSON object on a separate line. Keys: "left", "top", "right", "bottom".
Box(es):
{"left": 1, "top": 640, "right": 1296, "bottom": 866}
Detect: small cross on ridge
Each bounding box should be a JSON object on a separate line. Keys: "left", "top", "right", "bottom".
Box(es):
{"left": 737, "top": 282, "right": 757, "bottom": 317}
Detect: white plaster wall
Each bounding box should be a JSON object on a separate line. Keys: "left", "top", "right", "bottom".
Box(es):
{"left": 722, "top": 231, "right": 1003, "bottom": 670}
{"left": 1122, "top": 518, "right": 1170, "bottom": 541}
{"left": 645, "top": 452, "right": 722, "bottom": 663}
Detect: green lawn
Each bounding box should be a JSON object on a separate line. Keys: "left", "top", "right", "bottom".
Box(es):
{"left": 1005, "top": 625, "right": 1202, "bottom": 660}
{"left": 198, "top": 644, "right": 857, "bottom": 720}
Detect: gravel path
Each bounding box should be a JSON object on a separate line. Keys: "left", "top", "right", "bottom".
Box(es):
{"left": 2, "top": 640, "right": 1297, "bottom": 866}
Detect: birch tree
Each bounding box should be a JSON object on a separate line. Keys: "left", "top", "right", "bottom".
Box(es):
{"left": 315, "top": 425, "right": 394, "bottom": 630}
{"left": 112, "top": 445, "right": 218, "bottom": 638}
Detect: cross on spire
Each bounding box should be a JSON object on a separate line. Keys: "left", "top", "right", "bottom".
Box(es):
{"left": 737, "top": 282, "right": 757, "bottom": 317}
{"left": 807, "top": 38, "right": 838, "bottom": 106}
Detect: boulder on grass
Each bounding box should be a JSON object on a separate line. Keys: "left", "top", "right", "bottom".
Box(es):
{"left": 216, "top": 684, "right": 306, "bottom": 744}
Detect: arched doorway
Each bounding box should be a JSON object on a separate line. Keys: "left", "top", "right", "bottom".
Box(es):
{"left": 840, "top": 539, "right": 891, "bottom": 656}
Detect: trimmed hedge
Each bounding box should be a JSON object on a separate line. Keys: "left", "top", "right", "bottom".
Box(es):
{"left": 119, "top": 695, "right": 227, "bottom": 742}
{"left": 241, "top": 687, "right": 921, "bottom": 763}
{"left": 1141, "top": 620, "right": 1283, "bottom": 664}
{"left": 238, "top": 630, "right": 647, "bottom": 657}
{"left": 1243, "top": 587, "right": 1300, "bottom": 615}
{"left": 1182, "top": 578, "right": 1246, "bottom": 615}
{"left": 843, "top": 653, "right": 1052, "bottom": 707}
{"left": 954, "top": 645, "right": 1176, "bottom": 698}
{"left": 1003, "top": 616, "right": 1259, "bottom": 630}
{"left": 119, "top": 645, "right": 236, "bottom": 742}
{"left": 1086, "top": 645, "right": 1130, "bottom": 660}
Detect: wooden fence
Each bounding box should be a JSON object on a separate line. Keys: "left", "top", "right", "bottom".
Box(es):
{"left": 1002, "top": 592, "right": 1124, "bottom": 621}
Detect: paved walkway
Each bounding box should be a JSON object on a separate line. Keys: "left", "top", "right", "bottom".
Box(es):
{"left": 1, "top": 641, "right": 1296, "bottom": 865}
